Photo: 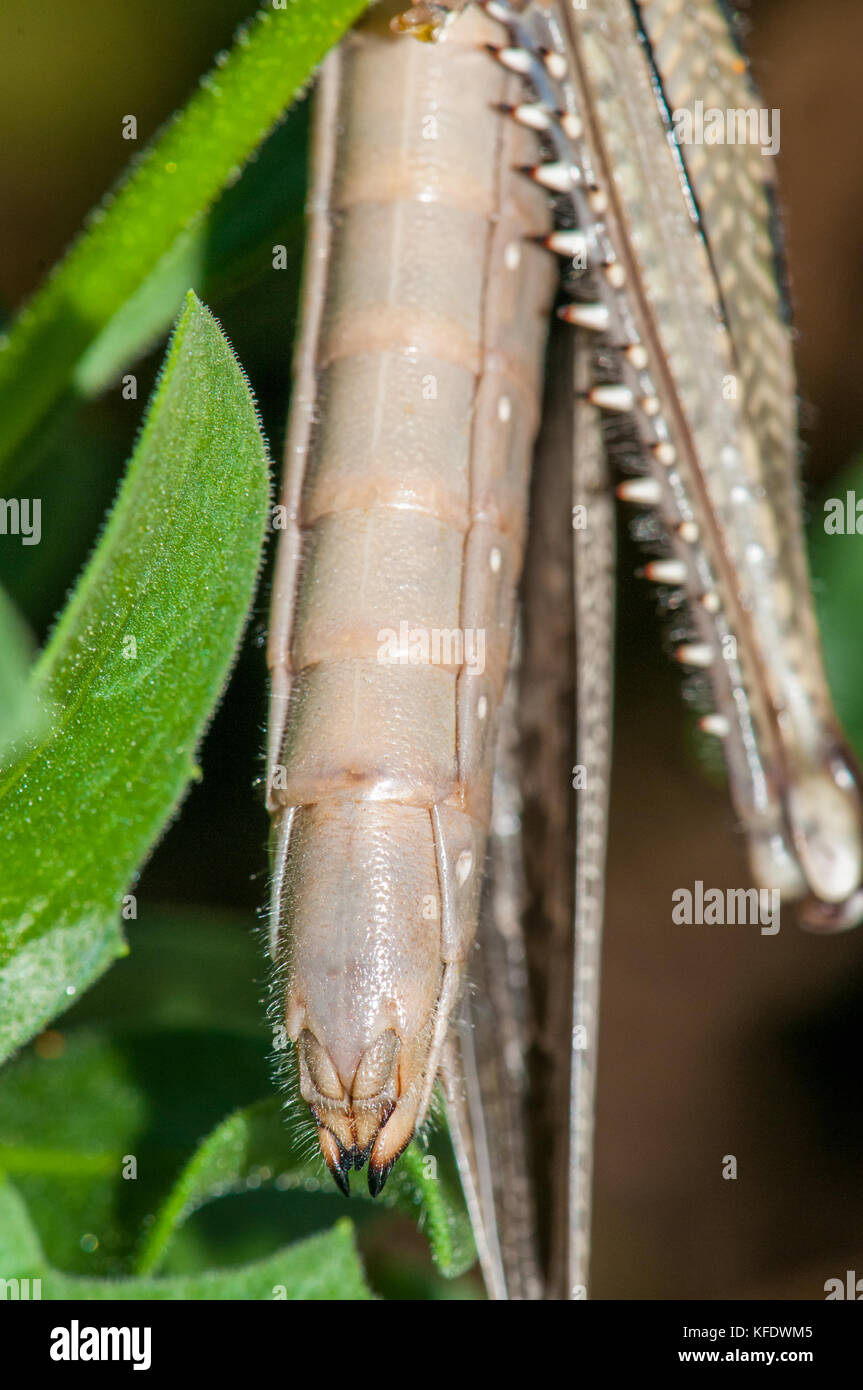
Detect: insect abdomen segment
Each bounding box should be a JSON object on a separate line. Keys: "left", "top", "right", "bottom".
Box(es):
{"left": 267, "top": 2, "right": 556, "bottom": 1192}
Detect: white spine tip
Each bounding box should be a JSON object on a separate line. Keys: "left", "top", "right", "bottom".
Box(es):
{"left": 625, "top": 343, "right": 649, "bottom": 370}
{"left": 590, "top": 384, "right": 635, "bottom": 413}
{"left": 561, "top": 112, "right": 583, "bottom": 140}
{"left": 616, "top": 477, "right": 662, "bottom": 505}
{"left": 546, "top": 229, "right": 588, "bottom": 258}
{"left": 605, "top": 262, "right": 626, "bottom": 288}
{"left": 495, "top": 46, "right": 532, "bottom": 75}
{"left": 644, "top": 559, "right": 687, "bottom": 585}
{"left": 700, "top": 591, "right": 721, "bottom": 615}
{"left": 588, "top": 186, "right": 608, "bottom": 213}
{"left": 512, "top": 103, "right": 552, "bottom": 131}
{"left": 678, "top": 520, "right": 700, "bottom": 544}
{"left": 653, "top": 441, "right": 677, "bottom": 467}
{"left": 530, "top": 161, "right": 576, "bottom": 193}
{"left": 676, "top": 643, "right": 713, "bottom": 668}
{"left": 699, "top": 714, "right": 730, "bottom": 737}
{"left": 559, "top": 302, "right": 610, "bottom": 331}
{"left": 543, "top": 51, "right": 568, "bottom": 81}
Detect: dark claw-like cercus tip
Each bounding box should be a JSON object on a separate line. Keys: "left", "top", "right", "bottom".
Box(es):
{"left": 367, "top": 1158, "right": 396, "bottom": 1198}
{"left": 318, "top": 1126, "right": 352, "bottom": 1197}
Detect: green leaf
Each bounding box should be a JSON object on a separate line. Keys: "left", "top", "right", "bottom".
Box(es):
{"left": 61, "top": 1220, "right": 373, "bottom": 1300}
{"left": 136, "top": 1093, "right": 476, "bottom": 1280}
{"left": 75, "top": 109, "right": 309, "bottom": 400}
{"left": 0, "top": 0, "right": 367, "bottom": 483}
{"left": 0, "top": 293, "right": 270, "bottom": 1062}
{"left": 0, "top": 1179, "right": 371, "bottom": 1300}
{"left": 73, "top": 227, "right": 208, "bottom": 401}
{"left": 0, "top": 586, "right": 43, "bottom": 757}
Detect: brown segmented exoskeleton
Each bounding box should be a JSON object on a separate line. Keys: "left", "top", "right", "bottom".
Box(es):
{"left": 267, "top": 0, "right": 863, "bottom": 1299}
